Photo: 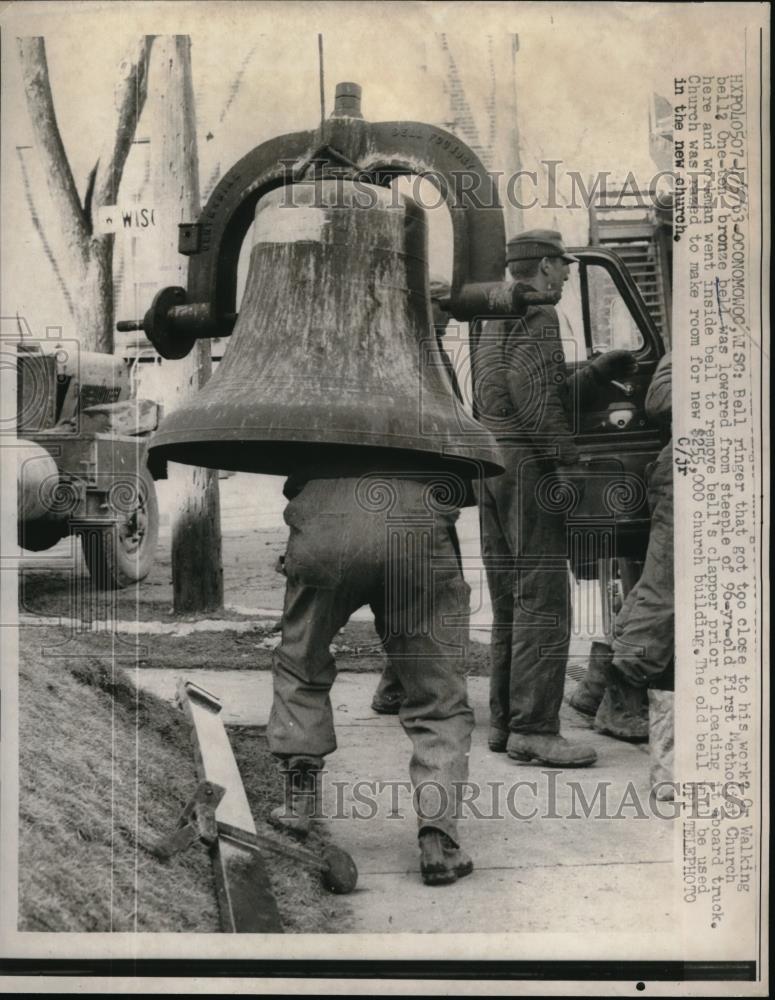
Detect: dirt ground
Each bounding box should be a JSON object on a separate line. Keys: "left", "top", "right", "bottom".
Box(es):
{"left": 11, "top": 474, "right": 495, "bottom": 933}
{"left": 17, "top": 524, "right": 287, "bottom": 622}
{"left": 16, "top": 626, "right": 352, "bottom": 933}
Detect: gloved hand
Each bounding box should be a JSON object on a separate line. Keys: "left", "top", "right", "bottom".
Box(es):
{"left": 513, "top": 281, "right": 562, "bottom": 308}
{"left": 589, "top": 350, "right": 639, "bottom": 382}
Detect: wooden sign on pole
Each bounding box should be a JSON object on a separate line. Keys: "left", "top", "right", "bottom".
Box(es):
{"left": 148, "top": 35, "right": 223, "bottom": 613}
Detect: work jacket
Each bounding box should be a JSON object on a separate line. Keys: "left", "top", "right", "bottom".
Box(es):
{"left": 472, "top": 287, "right": 597, "bottom": 466}
{"left": 645, "top": 352, "right": 672, "bottom": 432}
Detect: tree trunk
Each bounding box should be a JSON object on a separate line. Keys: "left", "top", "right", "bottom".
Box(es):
{"left": 77, "top": 239, "right": 115, "bottom": 354}
{"left": 17, "top": 35, "right": 153, "bottom": 354}
{"left": 148, "top": 35, "right": 223, "bottom": 614}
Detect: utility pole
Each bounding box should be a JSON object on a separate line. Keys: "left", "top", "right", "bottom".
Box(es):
{"left": 148, "top": 35, "right": 223, "bottom": 613}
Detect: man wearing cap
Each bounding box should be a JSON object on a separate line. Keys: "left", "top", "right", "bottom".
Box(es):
{"left": 474, "top": 229, "right": 638, "bottom": 767}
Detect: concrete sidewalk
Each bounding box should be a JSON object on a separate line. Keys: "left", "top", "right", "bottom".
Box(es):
{"left": 134, "top": 666, "right": 676, "bottom": 936}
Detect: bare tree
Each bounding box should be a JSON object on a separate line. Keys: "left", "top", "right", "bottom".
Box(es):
{"left": 17, "top": 36, "right": 154, "bottom": 353}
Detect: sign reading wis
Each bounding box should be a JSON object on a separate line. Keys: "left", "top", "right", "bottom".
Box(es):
{"left": 96, "top": 205, "right": 157, "bottom": 235}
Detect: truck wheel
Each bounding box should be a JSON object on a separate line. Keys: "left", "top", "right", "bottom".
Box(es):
{"left": 18, "top": 521, "right": 67, "bottom": 552}
{"left": 80, "top": 468, "right": 159, "bottom": 589}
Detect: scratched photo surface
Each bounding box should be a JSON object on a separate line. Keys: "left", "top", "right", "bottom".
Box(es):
{"left": 0, "top": 0, "right": 768, "bottom": 992}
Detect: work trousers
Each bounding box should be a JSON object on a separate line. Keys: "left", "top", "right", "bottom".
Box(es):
{"left": 612, "top": 442, "right": 674, "bottom": 688}
{"left": 479, "top": 449, "right": 571, "bottom": 735}
{"left": 266, "top": 476, "right": 474, "bottom": 844}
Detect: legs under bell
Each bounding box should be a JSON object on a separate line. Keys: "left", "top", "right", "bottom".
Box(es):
{"left": 267, "top": 477, "right": 475, "bottom": 883}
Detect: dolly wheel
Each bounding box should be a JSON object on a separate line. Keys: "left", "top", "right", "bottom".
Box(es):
{"left": 321, "top": 845, "right": 358, "bottom": 894}
{"left": 80, "top": 467, "right": 159, "bottom": 589}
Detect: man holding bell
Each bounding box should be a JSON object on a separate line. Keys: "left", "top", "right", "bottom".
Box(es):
{"left": 475, "top": 229, "right": 639, "bottom": 768}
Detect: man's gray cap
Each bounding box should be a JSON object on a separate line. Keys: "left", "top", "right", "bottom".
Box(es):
{"left": 506, "top": 229, "right": 579, "bottom": 264}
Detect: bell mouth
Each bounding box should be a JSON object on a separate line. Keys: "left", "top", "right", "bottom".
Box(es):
{"left": 149, "top": 437, "right": 503, "bottom": 480}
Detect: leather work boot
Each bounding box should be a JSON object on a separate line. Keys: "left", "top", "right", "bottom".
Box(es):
{"left": 506, "top": 733, "right": 598, "bottom": 768}
{"left": 419, "top": 829, "right": 474, "bottom": 887}
{"left": 269, "top": 755, "right": 324, "bottom": 838}
{"left": 569, "top": 640, "right": 613, "bottom": 717}
{"left": 371, "top": 668, "right": 404, "bottom": 715}
{"left": 593, "top": 668, "right": 649, "bottom": 743}
{"left": 370, "top": 692, "right": 403, "bottom": 715}
{"left": 488, "top": 726, "right": 508, "bottom": 753}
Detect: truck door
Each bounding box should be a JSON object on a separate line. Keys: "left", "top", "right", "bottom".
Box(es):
{"left": 558, "top": 246, "right": 667, "bottom": 577}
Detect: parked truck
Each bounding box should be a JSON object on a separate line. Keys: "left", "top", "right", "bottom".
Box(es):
{"left": 15, "top": 337, "right": 162, "bottom": 588}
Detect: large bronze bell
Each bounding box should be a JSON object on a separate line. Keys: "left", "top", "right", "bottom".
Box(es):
{"left": 149, "top": 179, "right": 503, "bottom": 478}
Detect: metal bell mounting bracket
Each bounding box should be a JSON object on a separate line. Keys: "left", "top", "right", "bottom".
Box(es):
{"left": 117, "top": 80, "right": 556, "bottom": 360}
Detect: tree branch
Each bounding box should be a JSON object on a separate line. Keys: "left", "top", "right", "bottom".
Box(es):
{"left": 90, "top": 35, "right": 155, "bottom": 220}
{"left": 82, "top": 162, "right": 98, "bottom": 225}
{"left": 17, "top": 36, "right": 89, "bottom": 250}
{"left": 18, "top": 34, "right": 157, "bottom": 353}
{"left": 15, "top": 146, "right": 76, "bottom": 318}
{"left": 201, "top": 42, "right": 257, "bottom": 202}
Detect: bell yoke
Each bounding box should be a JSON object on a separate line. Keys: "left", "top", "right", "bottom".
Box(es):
{"left": 129, "top": 82, "right": 559, "bottom": 886}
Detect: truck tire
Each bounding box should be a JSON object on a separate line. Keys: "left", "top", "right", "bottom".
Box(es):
{"left": 18, "top": 521, "right": 67, "bottom": 552}
{"left": 80, "top": 468, "right": 159, "bottom": 589}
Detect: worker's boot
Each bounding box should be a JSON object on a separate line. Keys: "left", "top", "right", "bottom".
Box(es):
{"left": 506, "top": 732, "right": 597, "bottom": 767}
{"left": 270, "top": 755, "right": 324, "bottom": 838}
{"left": 488, "top": 726, "right": 509, "bottom": 753}
{"left": 419, "top": 828, "right": 474, "bottom": 887}
{"left": 371, "top": 665, "right": 404, "bottom": 715}
{"left": 569, "top": 640, "right": 612, "bottom": 717}
{"left": 593, "top": 666, "right": 649, "bottom": 743}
